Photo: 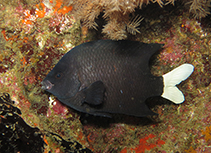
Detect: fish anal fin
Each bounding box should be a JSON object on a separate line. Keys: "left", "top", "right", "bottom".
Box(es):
{"left": 136, "top": 103, "right": 157, "bottom": 117}
{"left": 83, "top": 81, "right": 105, "bottom": 105}
{"left": 89, "top": 111, "right": 112, "bottom": 118}
{"left": 120, "top": 100, "right": 157, "bottom": 117}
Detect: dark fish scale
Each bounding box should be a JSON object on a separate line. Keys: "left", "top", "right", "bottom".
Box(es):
{"left": 42, "top": 40, "right": 164, "bottom": 117}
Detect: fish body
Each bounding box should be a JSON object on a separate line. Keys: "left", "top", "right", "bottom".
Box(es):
{"left": 42, "top": 40, "right": 194, "bottom": 117}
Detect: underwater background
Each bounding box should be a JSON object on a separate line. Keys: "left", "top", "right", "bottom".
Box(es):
{"left": 0, "top": 0, "right": 211, "bottom": 152}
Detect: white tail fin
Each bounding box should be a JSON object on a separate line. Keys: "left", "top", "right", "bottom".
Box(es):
{"left": 161, "top": 64, "right": 194, "bottom": 104}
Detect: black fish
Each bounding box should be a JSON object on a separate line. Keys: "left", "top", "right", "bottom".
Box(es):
{"left": 41, "top": 40, "right": 194, "bottom": 117}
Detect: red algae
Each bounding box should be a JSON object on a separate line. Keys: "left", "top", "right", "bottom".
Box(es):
{"left": 57, "top": 5, "right": 72, "bottom": 15}
{"left": 120, "top": 147, "right": 128, "bottom": 153}
{"left": 35, "top": 3, "right": 46, "bottom": 18}
{"left": 22, "top": 0, "right": 72, "bottom": 26}
{"left": 130, "top": 134, "right": 165, "bottom": 153}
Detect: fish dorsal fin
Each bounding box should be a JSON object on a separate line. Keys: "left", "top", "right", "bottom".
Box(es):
{"left": 138, "top": 42, "right": 164, "bottom": 60}
{"left": 83, "top": 81, "right": 105, "bottom": 105}
{"left": 122, "top": 40, "right": 163, "bottom": 57}
{"left": 104, "top": 40, "right": 163, "bottom": 59}
{"left": 77, "top": 40, "right": 163, "bottom": 62}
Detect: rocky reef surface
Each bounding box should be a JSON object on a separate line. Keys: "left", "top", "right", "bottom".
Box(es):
{"left": 0, "top": 0, "right": 211, "bottom": 152}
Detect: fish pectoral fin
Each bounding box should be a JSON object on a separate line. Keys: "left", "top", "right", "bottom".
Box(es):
{"left": 84, "top": 81, "right": 105, "bottom": 105}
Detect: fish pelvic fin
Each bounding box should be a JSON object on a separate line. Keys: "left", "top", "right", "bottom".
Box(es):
{"left": 161, "top": 64, "right": 194, "bottom": 104}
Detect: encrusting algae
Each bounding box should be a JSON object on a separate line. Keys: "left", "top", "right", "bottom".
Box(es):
{"left": 202, "top": 126, "right": 211, "bottom": 142}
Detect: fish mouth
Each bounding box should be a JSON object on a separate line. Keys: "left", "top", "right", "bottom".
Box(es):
{"left": 41, "top": 80, "right": 54, "bottom": 90}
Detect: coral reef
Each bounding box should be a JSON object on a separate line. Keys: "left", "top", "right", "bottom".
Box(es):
{"left": 0, "top": 93, "right": 44, "bottom": 153}
{"left": 0, "top": 93, "right": 93, "bottom": 153}
{"left": 186, "top": 0, "right": 211, "bottom": 18}
{"left": 72, "top": 0, "right": 175, "bottom": 39}
{"left": 71, "top": 0, "right": 211, "bottom": 40}
{"left": 0, "top": 0, "right": 211, "bottom": 152}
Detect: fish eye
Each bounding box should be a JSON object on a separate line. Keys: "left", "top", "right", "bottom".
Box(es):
{"left": 55, "top": 73, "right": 63, "bottom": 79}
